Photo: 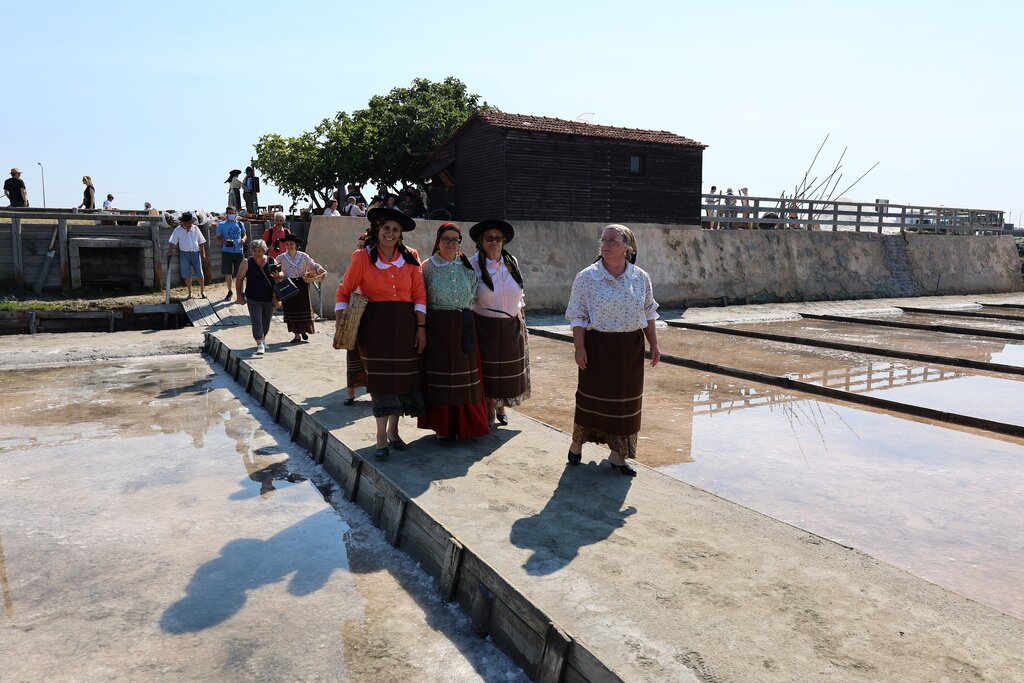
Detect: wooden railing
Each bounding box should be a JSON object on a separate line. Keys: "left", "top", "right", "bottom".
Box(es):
{"left": 701, "top": 195, "right": 1006, "bottom": 234}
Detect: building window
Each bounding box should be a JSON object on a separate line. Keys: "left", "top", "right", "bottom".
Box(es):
{"left": 630, "top": 154, "right": 645, "bottom": 174}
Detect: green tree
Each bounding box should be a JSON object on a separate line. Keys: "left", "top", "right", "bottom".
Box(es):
{"left": 252, "top": 77, "right": 488, "bottom": 208}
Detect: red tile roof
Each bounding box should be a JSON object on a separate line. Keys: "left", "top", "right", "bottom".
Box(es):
{"left": 476, "top": 111, "right": 706, "bottom": 148}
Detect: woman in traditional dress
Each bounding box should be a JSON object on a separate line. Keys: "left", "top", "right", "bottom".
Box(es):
{"left": 277, "top": 234, "right": 327, "bottom": 343}
{"left": 344, "top": 231, "right": 368, "bottom": 406}
{"left": 564, "top": 225, "right": 660, "bottom": 477}
{"left": 335, "top": 207, "right": 427, "bottom": 458}
{"left": 225, "top": 169, "right": 243, "bottom": 209}
{"left": 233, "top": 239, "right": 283, "bottom": 356}
{"left": 417, "top": 223, "right": 489, "bottom": 440}
{"left": 469, "top": 220, "right": 529, "bottom": 428}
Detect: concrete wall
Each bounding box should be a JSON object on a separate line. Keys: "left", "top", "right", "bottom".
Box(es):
{"left": 305, "top": 216, "right": 1023, "bottom": 313}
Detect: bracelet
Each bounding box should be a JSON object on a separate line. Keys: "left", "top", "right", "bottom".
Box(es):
{"left": 416, "top": 324, "right": 426, "bottom": 328}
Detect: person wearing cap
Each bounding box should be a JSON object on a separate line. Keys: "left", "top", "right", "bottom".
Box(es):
{"left": 4, "top": 168, "right": 27, "bottom": 208}
{"left": 417, "top": 222, "right": 489, "bottom": 441}
{"left": 216, "top": 205, "right": 248, "bottom": 301}
{"left": 261, "top": 211, "right": 291, "bottom": 259}
{"left": 168, "top": 212, "right": 207, "bottom": 299}
{"left": 335, "top": 207, "right": 427, "bottom": 459}
{"left": 564, "top": 224, "right": 660, "bottom": 477}
{"left": 277, "top": 233, "right": 327, "bottom": 343}
{"left": 469, "top": 219, "right": 529, "bottom": 428}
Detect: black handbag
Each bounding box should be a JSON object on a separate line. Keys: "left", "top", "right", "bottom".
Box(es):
{"left": 273, "top": 277, "right": 300, "bottom": 302}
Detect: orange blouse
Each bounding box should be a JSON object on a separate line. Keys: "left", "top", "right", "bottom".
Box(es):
{"left": 335, "top": 247, "right": 426, "bottom": 311}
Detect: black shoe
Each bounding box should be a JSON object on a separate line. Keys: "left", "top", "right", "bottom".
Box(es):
{"left": 608, "top": 461, "right": 637, "bottom": 477}
{"left": 567, "top": 449, "right": 582, "bottom": 466}
{"left": 290, "top": 337, "right": 302, "bottom": 344}
{"left": 388, "top": 438, "right": 407, "bottom": 451}
{"left": 343, "top": 397, "right": 355, "bottom": 406}
{"left": 496, "top": 413, "right": 508, "bottom": 426}
{"left": 223, "top": 292, "right": 233, "bottom": 301}
{"left": 374, "top": 446, "right": 390, "bottom": 459}
{"left": 301, "top": 333, "right": 309, "bottom": 340}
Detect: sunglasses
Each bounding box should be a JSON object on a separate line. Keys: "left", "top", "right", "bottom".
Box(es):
{"left": 483, "top": 235, "right": 505, "bottom": 243}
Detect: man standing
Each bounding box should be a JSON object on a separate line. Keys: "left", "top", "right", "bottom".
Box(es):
{"left": 242, "top": 167, "right": 258, "bottom": 215}
{"left": 3, "top": 168, "right": 28, "bottom": 208}
{"left": 168, "top": 212, "right": 207, "bottom": 299}
{"left": 215, "top": 206, "right": 247, "bottom": 300}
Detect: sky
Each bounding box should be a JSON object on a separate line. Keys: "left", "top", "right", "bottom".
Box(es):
{"left": 4, "top": 0, "right": 1022, "bottom": 224}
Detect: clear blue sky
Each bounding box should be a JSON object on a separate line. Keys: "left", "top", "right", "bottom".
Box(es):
{"left": 5, "top": 0, "right": 1021, "bottom": 222}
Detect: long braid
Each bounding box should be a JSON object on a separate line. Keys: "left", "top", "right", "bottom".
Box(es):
{"left": 502, "top": 249, "right": 524, "bottom": 287}
{"left": 478, "top": 249, "right": 493, "bottom": 290}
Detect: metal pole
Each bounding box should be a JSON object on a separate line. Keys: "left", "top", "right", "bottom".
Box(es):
{"left": 36, "top": 162, "right": 46, "bottom": 208}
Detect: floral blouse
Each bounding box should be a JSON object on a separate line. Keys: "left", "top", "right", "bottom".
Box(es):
{"left": 422, "top": 255, "right": 477, "bottom": 310}
{"left": 277, "top": 250, "right": 325, "bottom": 279}
{"left": 565, "top": 261, "right": 659, "bottom": 333}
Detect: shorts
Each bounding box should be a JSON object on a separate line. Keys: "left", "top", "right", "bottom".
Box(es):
{"left": 221, "top": 251, "right": 244, "bottom": 277}
{"left": 179, "top": 251, "right": 203, "bottom": 279}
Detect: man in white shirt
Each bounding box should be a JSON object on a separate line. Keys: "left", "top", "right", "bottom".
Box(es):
{"left": 168, "top": 212, "right": 208, "bottom": 299}
{"left": 102, "top": 194, "right": 115, "bottom": 210}
{"left": 343, "top": 197, "right": 365, "bottom": 217}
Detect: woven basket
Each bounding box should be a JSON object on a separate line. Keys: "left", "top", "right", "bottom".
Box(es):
{"left": 303, "top": 271, "right": 326, "bottom": 283}
{"left": 333, "top": 292, "right": 367, "bottom": 350}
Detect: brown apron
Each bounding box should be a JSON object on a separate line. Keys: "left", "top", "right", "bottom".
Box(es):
{"left": 574, "top": 329, "right": 645, "bottom": 436}
{"left": 474, "top": 312, "right": 527, "bottom": 401}
{"left": 357, "top": 301, "right": 421, "bottom": 395}
{"left": 424, "top": 309, "right": 483, "bottom": 406}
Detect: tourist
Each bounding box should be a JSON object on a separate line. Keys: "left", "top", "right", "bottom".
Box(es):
{"left": 417, "top": 223, "right": 489, "bottom": 441}
{"left": 469, "top": 219, "right": 529, "bottom": 428}
{"left": 144, "top": 201, "right": 154, "bottom": 211}
{"left": 323, "top": 199, "right": 340, "bottom": 216}
{"left": 261, "top": 211, "right": 291, "bottom": 258}
{"left": 225, "top": 169, "right": 243, "bottom": 209}
{"left": 277, "top": 234, "right": 327, "bottom": 343}
{"left": 343, "top": 197, "right": 365, "bottom": 217}
{"left": 723, "top": 188, "right": 737, "bottom": 227}
{"left": 3, "top": 168, "right": 27, "bottom": 208}
{"left": 564, "top": 225, "right": 660, "bottom": 476}
{"left": 705, "top": 185, "right": 718, "bottom": 228}
{"left": 168, "top": 211, "right": 207, "bottom": 299}
{"left": 345, "top": 184, "right": 366, "bottom": 206}
{"left": 234, "top": 239, "right": 282, "bottom": 356}
{"left": 79, "top": 176, "right": 95, "bottom": 209}
{"left": 343, "top": 232, "right": 368, "bottom": 406}
{"left": 335, "top": 206, "right": 426, "bottom": 459}
{"left": 242, "top": 167, "right": 258, "bottom": 215}
{"left": 103, "top": 194, "right": 114, "bottom": 210}
{"left": 216, "top": 206, "right": 247, "bottom": 301}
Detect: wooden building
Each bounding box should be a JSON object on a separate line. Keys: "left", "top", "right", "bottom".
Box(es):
{"left": 417, "top": 111, "right": 707, "bottom": 224}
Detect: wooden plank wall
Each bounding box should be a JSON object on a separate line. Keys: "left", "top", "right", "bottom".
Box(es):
{"left": 451, "top": 119, "right": 506, "bottom": 221}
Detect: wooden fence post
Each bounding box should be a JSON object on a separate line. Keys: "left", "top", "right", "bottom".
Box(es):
{"left": 11, "top": 217, "right": 24, "bottom": 288}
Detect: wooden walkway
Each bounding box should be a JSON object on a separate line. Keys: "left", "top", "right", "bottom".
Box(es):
{"left": 180, "top": 296, "right": 253, "bottom": 329}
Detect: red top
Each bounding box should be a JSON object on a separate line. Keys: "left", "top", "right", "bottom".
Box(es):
{"left": 262, "top": 225, "right": 290, "bottom": 258}
{"left": 336, "top": 247, "right": 426, "bottom": 307}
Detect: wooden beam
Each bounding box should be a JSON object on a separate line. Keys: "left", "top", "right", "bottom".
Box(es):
{"left": 439, "top": 537, "right": 464, "bottom": 603}
{"left": 536, "top": 623, "right": 572, "bottom": 683}
{"left": 471, "top": 583, "right": 495, "bottom": 636}
{"left": 57, "top": 218, "right": 70, "bottom": 292}
{"left": 385, "top": 497, "right": 407, "bottom": 547}
{"left": 11, "top": 217, "right": 24, "bottom": 288}
{"left": 344, "top": 456, "right": 363, "bottom": 502}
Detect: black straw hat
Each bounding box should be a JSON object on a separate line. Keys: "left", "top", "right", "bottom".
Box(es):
{"left": 469, "top": 219, "right": 514, "bottom": 244}
{"left": 279, "top": 233, "right": 305, "bottom": 249}
{"left": 367, "top": 206, "right": 415, "bottom": 232}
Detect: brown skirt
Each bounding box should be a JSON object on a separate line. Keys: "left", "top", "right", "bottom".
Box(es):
{"left": 346, "top": 346, "right": 367, "bottom": 389}
{"left": 424, "top": 309, "right": 483, "bottom": 406}
{"left": 474, "top": 312, "right": 529, "bottom": 404}
{"left": 357, "top": 301, "right": 421, "bottom": 395}
{"left": 573, "top": 329, "right": 645, "bottom": 454}
{"left": 282, "top": 278, "right": 315, "bottom": 334}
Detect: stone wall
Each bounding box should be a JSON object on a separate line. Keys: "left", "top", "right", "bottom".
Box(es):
{"left": 305, "top": 216, "right": 1023, "bottom": 313}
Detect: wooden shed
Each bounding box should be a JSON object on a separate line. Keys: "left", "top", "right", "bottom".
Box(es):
{"left": 417, "top": 111, "right": 707, "bottom": 224}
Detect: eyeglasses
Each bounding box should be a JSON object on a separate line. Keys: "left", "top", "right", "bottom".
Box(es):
{"left": 599, "top": 238, "right": 624, "bottom": 246}
{"left": 440, "top": 237, "right": 461, "bottom": 245}
{"left": 483, "top": 235, "right": 505, "bottom": 243}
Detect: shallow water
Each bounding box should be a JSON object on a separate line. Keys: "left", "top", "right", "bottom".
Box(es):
{"left": 864, "top": 311, "right": 1024, "bottom": 335}
{"left": 723, "top": 318, "right": 1024, "bottom": 368}
{"left": 523, "top": 336, "right": 1024, "bottom": 619}
{"left": 0, "top": 356, "right": 526, "bottom": 682}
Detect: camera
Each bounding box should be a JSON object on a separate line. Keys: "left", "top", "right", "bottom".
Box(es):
{"left": 225, "top": 240, "right": 235, "bottom": 247}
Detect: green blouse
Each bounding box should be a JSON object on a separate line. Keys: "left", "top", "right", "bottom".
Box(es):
{"left": 422, "top": 254, "right": 478, "bottom": 310}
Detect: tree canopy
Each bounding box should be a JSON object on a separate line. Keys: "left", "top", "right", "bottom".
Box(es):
{"left": 253, "top": 77, "right": 486, "bottom": 209}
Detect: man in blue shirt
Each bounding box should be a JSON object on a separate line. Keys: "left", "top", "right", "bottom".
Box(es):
{"left": 215, "top": 206, "right": 247, "bottom": 300}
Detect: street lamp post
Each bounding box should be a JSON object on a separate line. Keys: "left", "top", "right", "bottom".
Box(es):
{"left": 36, "top": 162, "right": 46, "bottom": 208}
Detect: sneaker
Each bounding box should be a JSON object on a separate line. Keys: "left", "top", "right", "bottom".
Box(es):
{"left": 255, "top": 343, "right": 265, "bottom": 355}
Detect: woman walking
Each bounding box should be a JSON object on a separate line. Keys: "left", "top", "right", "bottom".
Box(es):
{"left": 277, "top": 234, "right": 327, "bottom": 343}
{"left": 234, "top": 239, "right": 283, "bottom": 356}
{"left": 418, "top": 223, "right": 489, "bottom": 440}
{"left": 469, "top": 219, "right": 529, "bottom": 428}
{"left": 565, "top": 225, "right": 660, "bottom": 476}
{"left": 335, "top": 207, "right": 426, "bottom": 458}
{"left": 344, "top": 231, "right": 368, "bottom": 405}
{"left": 79, "top": 176, "right": 96, "bottom": 209}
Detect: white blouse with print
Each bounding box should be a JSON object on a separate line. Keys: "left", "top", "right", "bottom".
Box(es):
{"left": 470, "top": 252, "right": 525, "bottom": 318}
{"left": 565, "top": 261, "right": 659, "bottom": 332}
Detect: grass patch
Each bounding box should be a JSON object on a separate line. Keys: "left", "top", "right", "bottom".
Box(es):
{"left": 0, "top": 298, "right": 66, "bottom": 311}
